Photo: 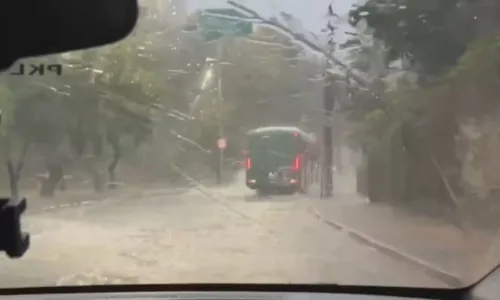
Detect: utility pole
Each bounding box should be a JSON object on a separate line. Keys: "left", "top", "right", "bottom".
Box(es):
{"left": 215, "top": 38, "right": 226, "bottom": 185}
{"left": 321, "top": 70, "right": 335, "bottom": 198}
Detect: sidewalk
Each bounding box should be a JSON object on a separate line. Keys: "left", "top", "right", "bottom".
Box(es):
{"left": 309, "top": 170, "right": 497, "bottom": 285}
{"left": 23, "top": 188, "right": 139, "bottom": 214}
{"left": 22, "top": 183, "right": 189, "bottom": 214}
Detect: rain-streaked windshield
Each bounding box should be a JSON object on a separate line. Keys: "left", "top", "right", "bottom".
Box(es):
{"left": 1, "top": 0, "right": 499, "bottom": 289}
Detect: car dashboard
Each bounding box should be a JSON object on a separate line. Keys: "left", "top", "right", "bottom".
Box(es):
{"left": 0, "top": 292, "right": 428, "bottom": 300}
{"left": 1, "top": 264, "right": 500, "bottom": 300}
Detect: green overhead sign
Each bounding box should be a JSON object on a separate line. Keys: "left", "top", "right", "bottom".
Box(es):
{"left": 198, "top": 8, "right": 253, "bottom": 42}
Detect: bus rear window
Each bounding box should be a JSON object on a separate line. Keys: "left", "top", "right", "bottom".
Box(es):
{"left": 247, "top": 133, "right": 298, "bottom": 156}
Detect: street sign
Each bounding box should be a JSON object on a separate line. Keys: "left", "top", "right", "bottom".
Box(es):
{"left": 217, "top": 138, "right": 227, "bottom": 150}
{"left": 198, "top": 8, "right": 253, "bottom": 42}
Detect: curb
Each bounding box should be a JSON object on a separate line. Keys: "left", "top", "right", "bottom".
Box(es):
{"left": 27, "top": 188, "right": 142, "bottom": 214}
{"left": 26, "top": 186, "right": 191, "bottom": 214}
{"left": 308, "top": 206, "right": 463, "bottom": 287}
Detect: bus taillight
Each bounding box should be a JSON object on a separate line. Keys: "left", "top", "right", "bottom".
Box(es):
{"left": 292, "top": 155, "right": 301, "bottom": 171}
{"left": 245, "top": 157, "right": 252, "bottom": 169}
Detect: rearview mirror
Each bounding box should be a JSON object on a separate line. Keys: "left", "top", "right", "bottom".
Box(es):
{"left": 0, "top": 0, "right": 138, "bottom": 71}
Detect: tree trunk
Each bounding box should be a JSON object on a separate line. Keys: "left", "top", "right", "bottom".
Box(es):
{"left": 6, "top": 160, "right": 19, "bottom": 201}
{"left": 40, "top": 159, "right": 63, "bottom": 197}
{"left": 107, "top": 139, "right": 121, "bottom": 189}
{"left": 93, "top": 170, "right": 105, "bottom": 192}
{"left": 92, "top": 134, "right": 106, "bottom": 193}
{"left": 108, "top": 156, "right": 119, "bottom": 183}
{"left": 60, "top": 176, "right": 67, "bottom": 191}
{"left": 6, "top": 142, "right": 29, "bottom": 200}
{"left": 356, "top": 164, "right": 368, "bottom": 197}
{"left": 367, "top": 149, "right": 384, "bottom": 202}
{"left": 40, "top": 178, "right": 53, "bottom": 197}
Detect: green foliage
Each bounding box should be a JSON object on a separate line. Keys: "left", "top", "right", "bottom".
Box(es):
{"left": 337, "top": 0, "right": 500, "bottom": 209}
{"left": 347, "top": 0, "right": 488, "bottom": 85}
{"left": 0, "top": 4, "right": 332, "bottom": 196}
{"left": 0, "top": 1, "right": 213, "bottom": 195}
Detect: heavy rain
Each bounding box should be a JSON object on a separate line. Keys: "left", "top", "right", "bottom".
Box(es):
{"left": 0, "top": 0, "right": 499, "bottom": 290}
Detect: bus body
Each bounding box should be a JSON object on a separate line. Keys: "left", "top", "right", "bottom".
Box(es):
{"left": 244, "top": 126, "right": 319, "bottom": 194}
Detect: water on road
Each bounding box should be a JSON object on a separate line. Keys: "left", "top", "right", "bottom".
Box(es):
{"left": 0, "top": 176, "right": 445, "bottom": 288}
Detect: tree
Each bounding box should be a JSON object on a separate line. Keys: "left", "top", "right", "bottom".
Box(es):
{"left": 338, "top": 0, "right": 500, "bottom": 218}
{"left": 51, "top": 3, "right": 211, "bottom": 190}
{"left": 0, "top": 79, "right": 26, "bottom": 200}
{"left": 221, "top": 25, "right": 320, "bottom": 132}
{"left": 348, "top": 0, "right": 500, "bottom": 86}
{"left": 40, "top": 15, "right": 164, "bottom": 194}
{"left": 0, "top": 55, "right": 71, "bottom": 199}
{"left": 332, "top": 1, "right": 456, "bottom": 205}
{"left": 58, "top": 45, "right": 159, "bottom": 193}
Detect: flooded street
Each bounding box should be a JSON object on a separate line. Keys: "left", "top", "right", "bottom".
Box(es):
{"left": 0, "top": 177, "right": 445, "bottom": 288}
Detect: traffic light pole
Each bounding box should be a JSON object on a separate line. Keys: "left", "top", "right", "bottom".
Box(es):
{"left": 216, "top": 39, "right": 225, "bottom": 185}
{"left": 321, "top": 71, "right": 335, "bottom": 198}
{"left": 216, "top": 75, "right": 223, "bottom": 186}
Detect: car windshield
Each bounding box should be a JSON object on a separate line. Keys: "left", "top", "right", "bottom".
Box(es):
{"left": 0, "top": 0, "right": 499, "bottom": 289}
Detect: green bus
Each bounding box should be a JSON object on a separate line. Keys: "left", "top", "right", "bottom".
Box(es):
{"left": 244, "top": 126, "right": 320, "bottom": 195}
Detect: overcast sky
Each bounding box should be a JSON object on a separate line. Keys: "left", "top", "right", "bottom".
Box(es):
{"left": 185, "top": 0, "right": 357, "bottom": 43}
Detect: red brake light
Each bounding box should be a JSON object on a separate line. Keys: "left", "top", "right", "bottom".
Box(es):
{"left": 293, "top": 155, "right": 301, "bottom": 171}
{"left": 292, "top": 132, "right": 299, "bottom": 137}
{"left": 245, "top": 157, "right": 252, "bottom": 169}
